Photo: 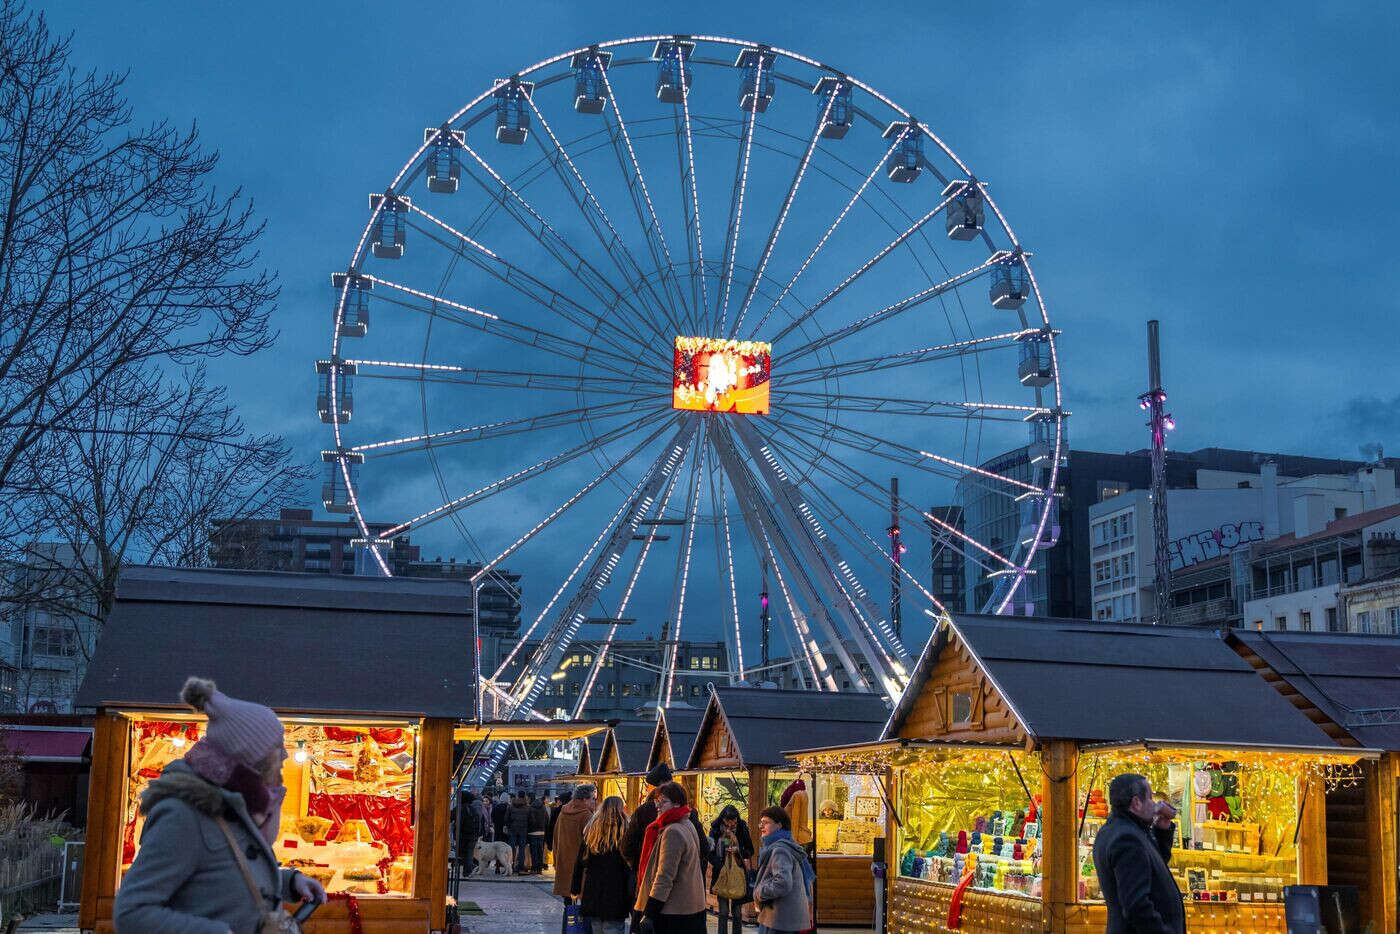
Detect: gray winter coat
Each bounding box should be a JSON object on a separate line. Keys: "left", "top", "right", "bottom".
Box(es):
{"left": 114, "top": 760, "right": 302, "bottom": 934}
{"left": 752, "top": 836, "right": 812, "bottom": 933}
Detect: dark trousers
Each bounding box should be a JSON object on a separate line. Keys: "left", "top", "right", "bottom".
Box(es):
{"left": 509, "top": 831, "right": 528, "bottom": 871}
{"left": 458, "top": 833, "right": 479, "bottom": 873}
{"left": 717, "top": 896, "right": 743, "bottom": 934}
{"left": 529, "top": 834, "right": 546, "bottom": 871}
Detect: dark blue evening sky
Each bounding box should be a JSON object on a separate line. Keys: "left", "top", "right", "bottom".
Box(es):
{"left": 39, "top": 1, "right": 1400, "bottom": 648}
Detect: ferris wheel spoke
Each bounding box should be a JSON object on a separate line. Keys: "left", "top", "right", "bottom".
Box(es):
{"left": 349, "top": 396, "right": 660, "bottom": 456}
{"left": 774, "top": 390, "right": 1049, "bottom": 422}
{"left": 780, "top": 254, "right": 997, "bottom": 365}
{"left": 660, "top": 426, "right": 707, "bottom": 706}
{"left": 573, "top": 432, "right": 695, "bottom": 717}
{"left": 673, "top": 84, "right": 709, "bottom": 330}
{"left": 780, "top": 407, "right": 1040, "bottom": 493}
{"left": 729, "top": 82, "right": 837, "bottom": 339}
{"left": 746, "top": 135, "right": 902, "bottom": 339}
{"left": 597, "top": 67, "right": 694, "bottom": 327}
{"left": 492, "top": 417, "right": 698, "bottom": 681}
{"left": 522, "top": 95, "right": 681, "bottom": 339}
{"left": 706, "top": 443, "right": 744, "bottom": 682}
{"left": 778, "top": 329, "right": 1035, "bottom": 388}
{"left": 761, "top": 420, "right": 1017, "bottom": 577}
{"left": 346, "top": 359, "right": 662, "bottom": 397}
{"left": 403, "top": 202, "right": 663, "bottom": 358}
{"left": 365, "top": 275, "right": 666, "bottom": 377}
{"left": 382, "top": 409, "right": 670, "bottom": 539}
{"left": 456, "top": 139, "right": 667, "bottom": 348}
{"left": 715, "top": 54, "right": 765, "bottom": 335}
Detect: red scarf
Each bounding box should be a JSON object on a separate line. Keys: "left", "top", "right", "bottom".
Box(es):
{"left": 636, "top": 804, "right": 691, "bottom": 889}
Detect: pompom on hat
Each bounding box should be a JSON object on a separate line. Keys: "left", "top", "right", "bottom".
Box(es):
{"left": 180, "top": 676, "right": 284, "bottom": 769}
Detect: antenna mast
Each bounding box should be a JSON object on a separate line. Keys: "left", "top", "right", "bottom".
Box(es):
{"left": 1139, "top": 320, "right": 1175, "bottom": 625}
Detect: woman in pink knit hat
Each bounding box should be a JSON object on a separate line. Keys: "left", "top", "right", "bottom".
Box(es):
{"left": 114, "top": 677, "right": 326, "bottom": 934}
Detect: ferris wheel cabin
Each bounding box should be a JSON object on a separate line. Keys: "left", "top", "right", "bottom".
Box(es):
{"left": 315, "top": 359, "right": 356, "bottom": 425}
{"left": 735, "top": 47, "right": 776, "bottom": 113}
{"left": 989, "top": 252, "right": 1031, "bottom": 310}
{"left": 882, "top": 121, "right": 922, "bottom": 183}
{"left": 320, "top": 449, "right": 363, "bottom": 515}
{"left": 424, "top": 126, "right": 465, "bottom": 193}
{"left": 330, "top": 272, "right": 371, "bottom": 338}
{"left": 812, "top": 76, "right": 853, "bottom": 139}
{"left": 368, "top": 192, "right": 409, "bottom": 259}
{"left": 1017, "top": 330, "right": 1054, "bottom": 387}
{"left": 943, "top": 180, "right": 985, "bottom": 240}
{"left": 570, "top": 49, "right": 613, "bottom": 113}
{"left": 493, "top": 78, "right": 534, "bottom": 144}
{"left": 653, "top": 39, "right": 695, "bottom": 103}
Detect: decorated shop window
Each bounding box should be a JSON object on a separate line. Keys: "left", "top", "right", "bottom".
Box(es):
{"left": 697, "top": 771, "right": 749, "bottom": 827}
{"left": 123, "top": 717, "right": 418, "bottom": 897}
{"left": 1074, "top": 751, "right": 1359, "bottom": 906}
{"left": 896, "top": 750, "right": 1043, "bottom": 898}
{"left": 812, "top": 773, "right": 885, "bottom": 855}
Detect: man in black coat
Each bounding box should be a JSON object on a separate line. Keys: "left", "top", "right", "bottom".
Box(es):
{"left": 1092, "top": 773, "right": 1186, "bottom": 934}
{"left": 491, "top": 794, "right": 509, "bottom": 843}
{"left": 456, "top": 788, "right": 484, "bottom": 875}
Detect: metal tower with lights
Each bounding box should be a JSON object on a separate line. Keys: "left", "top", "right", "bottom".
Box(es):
{"left": 889, "top": 477, "right": 904, "bottom": 640}
{"left": 1139, "top": 320, "right": 1175, "bottom": 625}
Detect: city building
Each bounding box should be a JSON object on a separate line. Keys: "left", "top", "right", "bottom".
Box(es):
{"left": 1, "top": 543, "right": 102, "bottom": 713}
{"left": 927, "top": 506, "right": 965, "bottom": 613}
{"left": 209, "top": 508, "right": 522, "bottom": 667}
{"left": 494, "top": 638, "right": 728, "bottom": 719}
{"left": 956, "top": 444, "right": 1400, "bottom": 620}
{"left": 1088, "top": 462, "right": 1397, "bottom": 623}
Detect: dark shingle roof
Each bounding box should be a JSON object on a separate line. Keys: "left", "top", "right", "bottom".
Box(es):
{"left": 688, "top": 687, "right": 890, "bottom": 769}
{"left": 657, "top": 708, "right": 703, "bottom": 770}
{"left": 610, "top": 720, "right": 659, "bottom": 774}
{"left": 76, "top": 566, "right": 477, "bottom": 719}
{"left": 884, "top": 614, "right": 1340, "bottom": 749}
{"left": 1230, "top": 630, "right": 1400, "bottom": 749}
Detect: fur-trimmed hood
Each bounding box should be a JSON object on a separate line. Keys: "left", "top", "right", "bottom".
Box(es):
{"left": 140, "top": 760, "right": 227, "bottom": 817}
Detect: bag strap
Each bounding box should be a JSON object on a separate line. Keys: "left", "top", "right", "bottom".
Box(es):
{"left": 214, "top": 816, "right": 271, "bottom": 911}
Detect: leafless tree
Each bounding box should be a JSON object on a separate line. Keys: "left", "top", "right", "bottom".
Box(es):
{"left": 0, "top": 1, "right": 278, "bottom": 505}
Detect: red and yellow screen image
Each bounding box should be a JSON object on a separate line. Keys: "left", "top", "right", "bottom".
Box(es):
{"left": 672, "top": 336, "right": 771, "bottom": 415}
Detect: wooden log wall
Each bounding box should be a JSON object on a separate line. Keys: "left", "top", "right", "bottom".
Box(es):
{"left": 895, "top": 632, "right": 1025, "bottom": 746}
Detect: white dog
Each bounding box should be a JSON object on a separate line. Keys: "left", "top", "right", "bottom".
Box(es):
{"left": 473, "top": 840, "right": 514, "bottom": 876}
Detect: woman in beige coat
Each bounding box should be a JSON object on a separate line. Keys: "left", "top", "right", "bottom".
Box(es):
{"left": 633, "top": 781, "right": 707, "bottom": 934}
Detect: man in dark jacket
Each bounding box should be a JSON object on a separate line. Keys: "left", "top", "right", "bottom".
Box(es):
{"left": 527, "top": 793, "right": 550, "bottom": 874}
{"left": 1092, "top": 773, "right": 1185, "bottom": 934}
{"left": 491, "top": 794, "right": 509, "bottom": 843}
{"left": 507, "top": 793, "right": 532, "bottom": 873}
{"left": 546, "top": 789, "right": 572, "bottom": 853}
{"left": 456, "top": 788, "right": 485, "bottom": 875}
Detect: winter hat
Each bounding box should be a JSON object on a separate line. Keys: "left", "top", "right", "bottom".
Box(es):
{"left": 645, "top": 762, "right": 673, "bottom": 788}
{"left": 181, "top": 677, "right": 284, "bottom": 768}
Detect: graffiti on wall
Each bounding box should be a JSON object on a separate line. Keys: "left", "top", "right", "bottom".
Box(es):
{"left": 1168, "top": 521, "right": 1264, "bottom": 571}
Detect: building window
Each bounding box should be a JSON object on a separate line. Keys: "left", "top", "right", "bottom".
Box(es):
{"left": 1357, "top": 611, "right": 1373, "bottom": 634}
{"left": 31, "top": 624, "right": 77, "bottom": 658}
{"left": 1275, "top": 615, "right": 1287, "bottom": 631}
{"left": 1097, "top": 481, "right": 1129, "bottom": 503}
{"left": 1326, "top": 607, "right": 1341, "bottom": 632}
{"left": 950, "top": 691, "right": 973, "bottom": 725}
{"left": 1390, "top": 607, "right": 1400, "bottom": 635}
{"left": 1300, "top": 611, "right": 1312, "bottom": 632}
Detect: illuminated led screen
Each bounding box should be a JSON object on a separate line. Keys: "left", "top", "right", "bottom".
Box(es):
{"left": 672, "top": 336, "right": 771, "bottom": 415}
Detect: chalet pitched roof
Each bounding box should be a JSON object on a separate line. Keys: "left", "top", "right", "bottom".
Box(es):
{"left": 653, "top": 707, "right": 703, "bottom": 771}
{"left": 76, "top": 566, "right": 478, "bottom": 719}
{"left": 1229, "top": 630, "right": 1400, "bottom": 749}
{"left": 688, "top": 687, "right": 889, "bottom": 769}
{"left": 883, "top": 614, "right": 1340, "bottom": 749}
{"left": 608, "top": 720, "right": 659, "bottom": 774}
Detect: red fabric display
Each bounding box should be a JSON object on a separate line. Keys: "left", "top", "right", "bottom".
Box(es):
{"left": 307, "top": 792, "right": 415, "bottom": 858}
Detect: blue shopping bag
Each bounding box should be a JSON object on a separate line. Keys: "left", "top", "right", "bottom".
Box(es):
{"left": 564, "top": 901, "right": 588, "bottom": 934}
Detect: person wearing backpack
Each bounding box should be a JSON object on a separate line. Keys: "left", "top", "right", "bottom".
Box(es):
{"left": 707, "top": 805, "right": 755, "bottom": 934}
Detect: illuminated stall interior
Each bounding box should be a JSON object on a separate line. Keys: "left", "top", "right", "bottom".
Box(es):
{"left": 841, "top": 614, "right": 1369, "bottom": 934}
{"left": 688, "top": 687, "right": 890, "bottom": 926}
{"left": 77, "top": 567, "right": 478, "bottom": 934}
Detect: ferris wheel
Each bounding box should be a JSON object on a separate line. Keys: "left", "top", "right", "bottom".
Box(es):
{"left": 320, "top": 35, "right": 1066, "bottom": 756}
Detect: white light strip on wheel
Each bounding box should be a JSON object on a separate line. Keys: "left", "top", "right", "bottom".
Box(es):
{"left": 731, "top": 82, "right": 837, "bottom": 338}
{"left": 749, "top": 135, "right": 901, "bottom": 338}
{"left": 717, "top": 54, "right": 763, "bottom": 335}
{"left": 349, "top": 398, "right": 651, "bottom": 454}
{"left": 678, "top": 78, "right": 709, "bottom": 324}
{"left": 716, "top": 470, "right": 745, "bottom": 681}
{"left": 662, "top": 431, "right": 707, "bottom": 706}
{"left": 363, "top": 276, "right": 498, "bottom": 320}
{"left": 915, "top": 449, "right": 1041, "bottom": 493}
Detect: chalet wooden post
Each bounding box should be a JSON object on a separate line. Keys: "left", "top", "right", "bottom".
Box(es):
{"left": 1297, "top": 771, "right": 1328, "bottom": 885}
{"left": 682, "top": 773, "right": 699, "bottom": 809}
{"left": 885, "top": 765, "right": 898, "bottom": 928}
{"left": 414, "top": 718, "right": 454, "bottom": 931}
{"left": 80, "top": 711, "right": 129, "bottom": 932}
{"left": 748, "top": 764, "right": 771, "bottom": 832}
{"left": 627, "top": 775, "right": 643, "bottom": 810}
{"left": 1365, "top": 754, "right": 1399, "bottom": 932}
{"left": 1041, "top": 739, "right": 1078, "bottom": 931}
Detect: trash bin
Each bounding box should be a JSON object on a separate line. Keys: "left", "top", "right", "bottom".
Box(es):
{"left": 1284, "top": 884, "right": 1361, "bottom": 933}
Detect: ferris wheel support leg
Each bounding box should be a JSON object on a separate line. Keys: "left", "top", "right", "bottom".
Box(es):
{"left": 469, "top": 419, "right": 699, "bottom": 787}
{"left": 727, "top": 418, "right": 906, "bottom": 702}
{"left": 710, "top": 422, "right": 868, "bottom": 693}
{"left": 658, "top": 427, "right": 708, "bottom": 707}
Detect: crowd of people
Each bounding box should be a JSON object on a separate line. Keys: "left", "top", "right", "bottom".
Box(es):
{"left": 453, "top": 762, "right": 816, "bottom": 934}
